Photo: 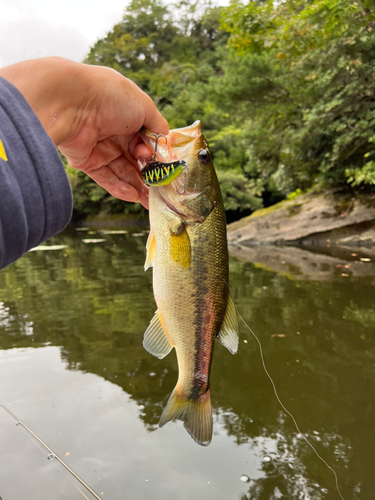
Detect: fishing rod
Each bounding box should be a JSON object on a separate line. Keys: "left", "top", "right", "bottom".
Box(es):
{"left": 0, "top": 403, "right": 103, "bottom": 500}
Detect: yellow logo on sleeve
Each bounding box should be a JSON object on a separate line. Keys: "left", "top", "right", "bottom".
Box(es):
{"left": 0, "top": 137, "right": 8, "bottom": 161}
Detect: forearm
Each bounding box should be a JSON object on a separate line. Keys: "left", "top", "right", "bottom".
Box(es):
{"left": 0, "top": 76, "right": 73, "bottom": 269}
{"left": 0, "top": 57, "right": 93, "bottom": 145}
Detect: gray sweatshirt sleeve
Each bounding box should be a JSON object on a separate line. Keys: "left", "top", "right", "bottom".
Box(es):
{"left": 0, "top": 76, "right": 73, "bottom": 270}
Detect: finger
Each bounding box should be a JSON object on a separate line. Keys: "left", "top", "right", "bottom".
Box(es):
{"left": 139, "top": 189, "right": 149, "bottom": 210}
{"left": 107, "top": 156, "right": 149, "bottom": 210}
{"left": 128, "top": 134, "right": 143, "bottom": 156}
{"left": 72, "top": 138, "right": 122, "bottom": 171}
{"left": 108, "top": 152, "right": 150, "bottom": 210}
{"left": 133, "top": 142, "right": 154, "bottom": 160}
{"left": 140, "top": 91, "right": 169, "bottom": 135}
{"left": 108, "top": 155, "right": 148, "bottom": 195}
{"left": 88, "top": 166, "right": 140, "bottom": 203}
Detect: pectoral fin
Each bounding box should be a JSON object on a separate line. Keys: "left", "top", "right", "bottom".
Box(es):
{"left": 170, "top": 223, "right": 191, "bottom": 268}
{"left": 143, "top": 310, "right": 173, "bottom": 359}
{"left": 217, "top": 294, "right": 239, "bottom": 355}
{"left": 144, "top": 230, "right": 156, "bottom": 271}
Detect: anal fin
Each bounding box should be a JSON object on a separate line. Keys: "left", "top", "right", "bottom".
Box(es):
{"left": 143, "top": 310, "right": 173, "bottom": 359}
{"left": 217, "top": 294, "right": 239, "bottom": 354}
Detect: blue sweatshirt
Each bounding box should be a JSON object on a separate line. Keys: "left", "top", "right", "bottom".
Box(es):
{"left": 0, "top": 77, "right": 73, "bottom": 270}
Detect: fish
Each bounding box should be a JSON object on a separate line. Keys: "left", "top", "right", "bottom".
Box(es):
{"left": 139, "top": 121, "right": 239, "bottom": 446}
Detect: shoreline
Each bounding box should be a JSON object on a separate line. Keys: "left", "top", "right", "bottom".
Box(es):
{"left": 227, "top": 191, "right": 375, "bottom": 249}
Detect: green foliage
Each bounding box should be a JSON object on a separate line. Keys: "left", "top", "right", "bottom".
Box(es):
{"left": 86, "top": 0, "right": 179, "bottom": 91}
{"left": 217, "top": 169, "right": 263, "bottom": 211}
{"left": 220, "top": 0, "right": 375, "bottom": 195}
{"left": 346, "top": 161, "right": 375, "bottom": 186}
{"left": 69, "top": 0, "right": 375, "bottom": 219}
{"left": 286, "top": 189, "right": 302, "bottom": 201}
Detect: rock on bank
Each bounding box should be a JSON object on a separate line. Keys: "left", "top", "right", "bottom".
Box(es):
{"left": 227, "top": 191, "right": 375, "bottom": 249}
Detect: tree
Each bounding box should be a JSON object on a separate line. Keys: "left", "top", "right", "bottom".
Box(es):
{"left": 220, "top": 0, "right": 375, "bottom": 194}
{"left": 85, "top": 0, "right": 179, "bottom": 92}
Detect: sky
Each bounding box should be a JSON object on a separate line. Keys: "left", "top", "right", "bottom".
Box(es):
{"left": 0, "top": 0, "right": 230, "bottom": 69}
{"left": 0, "top": 0, "right": 130, "bottom": 68}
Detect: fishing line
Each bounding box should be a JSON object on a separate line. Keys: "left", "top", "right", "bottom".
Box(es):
{"left": 0, "top": 403, "right": 103, "bottom": 500}
{"left": 219, "top": 275, "right": 345, "bottom": 500}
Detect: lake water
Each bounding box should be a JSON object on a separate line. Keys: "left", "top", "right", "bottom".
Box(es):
{"left": 0, "top": 226, "right": 374, "bottom": 500}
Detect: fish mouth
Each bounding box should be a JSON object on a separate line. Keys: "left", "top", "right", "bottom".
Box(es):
{"left": 168, "top": 121, "right": 202, "bottom": 145}
{"left": 139, "top": 121, "right": 201, "bottom": 141}
{"left": 139, "top": 121, "right": 202, "bottom": 163}
{"left": 140, "top": 122, "right": 207, "bottom": 223}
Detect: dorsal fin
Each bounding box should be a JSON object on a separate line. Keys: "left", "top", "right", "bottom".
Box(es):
{"left": 143, "top": 310, "right": 173, "bottom": 359}
{"left": 217, "top": 294, "right": 239, "bottom": 355}
{"left": 144, "top": 230, "right": 156, "bottom": 271}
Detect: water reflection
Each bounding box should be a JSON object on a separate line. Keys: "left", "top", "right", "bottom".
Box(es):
{"left": 0, "top": 227, "right": 374, "bottom": 499}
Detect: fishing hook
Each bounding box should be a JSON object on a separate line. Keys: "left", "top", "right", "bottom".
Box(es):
{"left": 148, "top": 133, "right": 168, "bottom": 160}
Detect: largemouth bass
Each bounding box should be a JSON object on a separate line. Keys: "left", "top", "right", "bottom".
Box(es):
{"left": 139, "top": 121, "right": 238, "bottom": 446}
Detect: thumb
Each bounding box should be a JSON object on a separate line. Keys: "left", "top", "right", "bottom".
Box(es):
{"left": 141, "top": 91, "right": 169, "bottom": 135}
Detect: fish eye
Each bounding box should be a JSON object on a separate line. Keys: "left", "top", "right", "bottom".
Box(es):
{"left": 198, "top": 149, "right": 210, "bottom": 164}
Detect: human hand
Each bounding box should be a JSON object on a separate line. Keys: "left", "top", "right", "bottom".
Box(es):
{"left": 0, "top": 57, "right": 168, "bottom": 209}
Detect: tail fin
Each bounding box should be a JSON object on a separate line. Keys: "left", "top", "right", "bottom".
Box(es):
{"left": 159, "top": 388, "right": 212, "bottom": 446}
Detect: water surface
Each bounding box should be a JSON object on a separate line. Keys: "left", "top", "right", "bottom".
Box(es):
{"left": 0, "top": 227, "right": 374, "bottom": 499}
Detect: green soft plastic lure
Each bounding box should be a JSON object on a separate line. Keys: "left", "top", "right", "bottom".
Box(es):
{"left": 141, "top": 160, "right": 187, "bottom": 187}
